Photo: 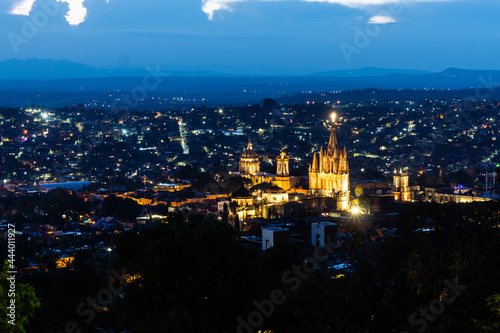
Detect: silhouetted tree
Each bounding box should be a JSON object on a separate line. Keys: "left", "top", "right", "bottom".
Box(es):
{"left": 222, "top": 203, "right": 229, "bottom": 224}
{"left": 234, "top": 215, "right": 240, "bottom": 231}
{"left": 0, "top": 260, "right": 40, "bottom": 333}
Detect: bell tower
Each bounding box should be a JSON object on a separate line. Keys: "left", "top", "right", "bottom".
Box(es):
{"left": 393, "top": 168, "right": 410, "bottom": 201}
{"left": 275, "top": 150, "right": 290, "bottom": 190}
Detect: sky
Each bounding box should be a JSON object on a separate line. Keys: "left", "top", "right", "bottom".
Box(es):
{"left": 1, "top": 0, "right": 500, "bottom": 75}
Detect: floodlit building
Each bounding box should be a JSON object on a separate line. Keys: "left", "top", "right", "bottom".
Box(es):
{"left": 231, "top": 114, "right": 352, "bottom": 219}
{"left": 275, "top": 150, "right": 291, "bottom": 190}
{"left": 262, "top": 185, "right": 289, "bottom": 204}
{"left": 239, "top": 140, "right": 260, "bottom": 175}
{"left": 392, "top": 169, "right": 410, "bottom": 201}
{"left": 309, "top": 114, "right": 350, "bottom": 210}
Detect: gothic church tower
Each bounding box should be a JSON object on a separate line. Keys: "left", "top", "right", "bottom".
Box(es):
{"left": 309, "top": 114, "right": 350, "bottom": 210}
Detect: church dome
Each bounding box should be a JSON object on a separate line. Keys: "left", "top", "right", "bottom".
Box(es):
{"left": 231, "top": 185, "right": 252, "bottom": 198}
{"left": 264, "top": 185, "right": 287, "bottom": 194}
{"left": 242, "top": 149, "right": 258, "bottom": 158}
{"left": 241, "top": 140, "right": 258, "bottom": 159}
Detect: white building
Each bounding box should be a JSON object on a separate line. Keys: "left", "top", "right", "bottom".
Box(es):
{"left": 311, "top": 222, "right": 337, "bottom": 247}
{"left": 262, "top": 227, "right": 289, "bottom": 250}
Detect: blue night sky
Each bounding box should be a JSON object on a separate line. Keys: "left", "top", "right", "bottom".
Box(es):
{"left": 1, "top": 0, "right": 500, "bottom": 75}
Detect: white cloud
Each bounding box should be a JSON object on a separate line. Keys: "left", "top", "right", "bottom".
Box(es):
{"left": 202, "top": 0, "right": 454, "bottom": 19}
{"left": 202, "top": 0, "right": 244, "bottom": 20}
{"left": 8, "top": 0, "right": 88, "bottom": 25}
{"left": 9, "top": 0, "right": 36, "bottom": 15}
{"left": 57, "top": 0, "right": 87, "bottom": 25}
{"left": 368, "top": 14, "right": 396, "bottom": 23}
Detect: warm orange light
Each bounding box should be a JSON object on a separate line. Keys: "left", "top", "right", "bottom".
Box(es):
{"left": 331, "top": 113, "right": 336, "bottom": 123}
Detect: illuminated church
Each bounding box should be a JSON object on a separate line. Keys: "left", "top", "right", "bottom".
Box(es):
{"left": 239, "top": 140, "right": 260, "bottom": 175}
{"left": 308, "top": 114, "right": 350, "bottom": 210}
{"left": 232, "top": 114, "right": 351, "bottom": 219}
{"left": 238, "top": 140, "right": 293, "bottom": 190}
{"left": 392, "top": 168, "right": 410, "bottom": 201}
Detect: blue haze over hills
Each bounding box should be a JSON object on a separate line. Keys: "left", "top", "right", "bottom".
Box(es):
{"left": 0, "top": 58, "right": 500, "bottom": 108}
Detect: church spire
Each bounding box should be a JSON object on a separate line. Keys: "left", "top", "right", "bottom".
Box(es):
{"left": 319, "top": 147, "right": 323, "bottom": 172}
{"left": 312, "top": 152, "right": 318, "bottom": 172}
{"left": 328, "top": 113, "right": 339, "bottom": 154}
{"left": 328, "top": 127, "right": 338, "bottom": 151}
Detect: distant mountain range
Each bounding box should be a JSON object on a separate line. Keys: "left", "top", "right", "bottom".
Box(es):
{"left": 0, "top": 58, "right": 230, "bottom": 79}
{"left": 1, "top": 58, "right": 500, "bottom": 108}
{"left": 310, "top": 67, "right": 432, "bottom": 77}
{"left": 1, "top": 58, "right": 500, "bottom": 83}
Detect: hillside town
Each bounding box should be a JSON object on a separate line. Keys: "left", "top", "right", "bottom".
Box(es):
{"left": 1, "top": 97, "right": 499, "bottom": 332}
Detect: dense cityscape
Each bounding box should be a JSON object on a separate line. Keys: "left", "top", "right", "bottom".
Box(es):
{"left": 1, "top": 93, "right": 500, "bottom": 332}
